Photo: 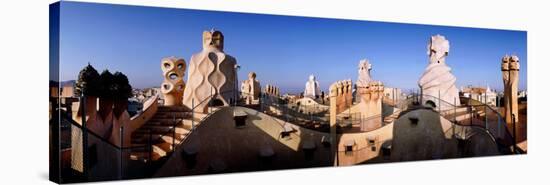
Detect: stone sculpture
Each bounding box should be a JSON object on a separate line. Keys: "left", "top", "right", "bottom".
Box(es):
{"left": 357, "top": 59, "right": 372, "bottom": 86}
{"left": 329, "top": 82, "right": 338, "bottom": 126}
{"left": 264, "top": 84, "right": 280, "bottom": 97}
{"left": 356, "top": 81, "right": 384, "bottom": 119}
{"left": 418, "top": 34, "right": 459, "bottom": 109}
{"left": 182, "top": 30, "right": 238, "bottom": 113}
{"left": 329, "top": 80, "right": 353, "bottom": 115}
{"left": 241, "top": 72, "right": 261, "bottom": 104}
{"left": 501, "top": 55, "right": 520, "bottom": 124}
{"left": 354, "top": 59, "right": 384, "bottom": 119}
{"left": 161, "top": 57, "right": 186, "bottom": 106}
{"left": 304, "top": 75, "right": 321, "bottom": 99}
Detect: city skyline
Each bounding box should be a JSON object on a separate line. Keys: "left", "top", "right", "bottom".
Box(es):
{"left": 58, "top": 2, "right": 527, "bottom": 94}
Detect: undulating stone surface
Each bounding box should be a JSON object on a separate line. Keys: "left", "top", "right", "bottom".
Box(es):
{"left": 182, "top": 30, "right": 238, "bottom": 113}
{"left": 304, "top": 74, "right": 321, "bottom": 99}
{"left": 418, "top": 34, "right": 459, "bottom": 110}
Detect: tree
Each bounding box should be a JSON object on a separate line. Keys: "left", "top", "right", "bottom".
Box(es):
{"left": 98, "top": 70, "right": 115, "bottom": 99}
{"left": 112, "top": 71, "right": 132, "bottom": 101}
{"left": 75, "top": 63, "right": 100, "bottom": 97}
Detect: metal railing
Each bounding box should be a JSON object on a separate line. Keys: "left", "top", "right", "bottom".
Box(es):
{"left": 260, "top": 94, "right": 331, "bottom": 132}
{"left": 336, "top": 112, "right": 384, "bottom": 133}
{"left": 260, "top": 93, "right": 404, "bottom": 133}
{"left": 53, "top": 88, "right": 245, "bottom": 181}
{"left": 407, "top": 90, "right": 519, "bottom": 154}
{"left": 128, "top": 89, "right": 240, "bottom": 162}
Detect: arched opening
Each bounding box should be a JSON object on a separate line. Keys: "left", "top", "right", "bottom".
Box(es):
{"left": 209, "top": 98, "right": 225, "bottom": 107}
{"left": 163, "top": 83, "right": 172, "bottom": 91}
{"left": 425, "top": 100, "right": 436, "bottom": 108}
{"left": 169, "top": 73, "right": 178, "bottom": 80}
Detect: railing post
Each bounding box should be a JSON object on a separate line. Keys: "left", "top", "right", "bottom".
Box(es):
{"left": 173, "top": 116, "right": 176, "bottom": 152}
{"left": 417, "top": 88, "right": 420, "bottom": 104}
{"left": 283, "top": 100, "right": 286, "bottom": 123}
{"left": 210, "top": 87, "right": 212, "bottom": 113}
{"left": 148, "top": 129, "right": 152, "bottom": 162}
{"left": 81, "top": 95, "right": 88, "bottom": 179}
{"left": 50, "top": 97, "right": 61, "bottom": 182}
{"left": 393, "top": 88, "right": 395, "bottom": 104}
{"left": 470, "top": 105, "right": 473, "bottom": 126}
{"left": 512, "top": 114, "right": 517, "bottom": 153}
{"left": 347, "top": 97, "right": 351, "bottom": 122}
{"left": 119, "top": 126, "right": 124, "bottom": 179}
{"left": 260, "top": 93, "right": 263, "bottom": 112}
{"left": 438, "top": 90, "right": 441, "bottom": 113}
{"left": 420, "top": 88, "right": 423, "bottom": 105}
{"left": 497, "top": 114, "right": 501, "bottom": 138}
{"left": 485, "top": 93, "right": 488, "bottom": 130}
{"left": 414, "top": 89, "right": 417, "bottom": 104}
{"left": 191, "top": 99, "right": 195, "bottom": 130}
{"left": 380, "top": 95, "right": 384, "bottom": 125}
{"left": 414, "top": 89, "right": 416, "bottom": 104}
{"left": 453, "top": 97, "right": 456, "bottom": 137}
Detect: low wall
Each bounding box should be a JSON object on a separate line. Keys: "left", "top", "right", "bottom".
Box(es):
{"left": 337, "top": 122, "right": 393, "bottom": 165}
{"left": 129, "top": 95, "right": 159, "bottom": 132}
{"left": 154, "top": 106, "right": 333, "bottom": 177}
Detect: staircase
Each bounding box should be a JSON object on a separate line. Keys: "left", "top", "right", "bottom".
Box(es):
{"left": 383, "top": 111, "right": 401, "bottom": 124}
{"left": 404, "top": 94, "right": 517, "bottom": 153}
{"left": 439, "top": 107, "right": 486, "bottom": 124}
{"left": 130, "top": 106, "right": 208, "bottom": 161}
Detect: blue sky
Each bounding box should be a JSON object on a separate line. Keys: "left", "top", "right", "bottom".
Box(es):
{"left": 58, "top": 1, "right": 527, "bottom": 94}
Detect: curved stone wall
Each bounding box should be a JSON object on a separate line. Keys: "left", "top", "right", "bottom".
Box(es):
{"left": 182, "top": 30, "right": 237, "bottom": 113}
{"left": 154, "top": 106, "right": 332, "bottom": 176}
